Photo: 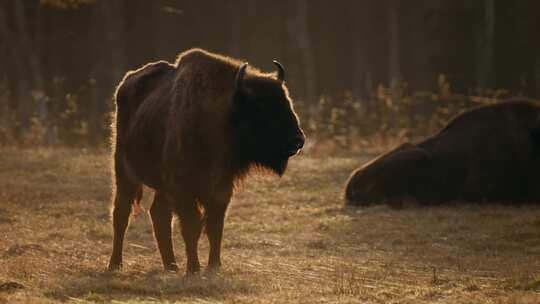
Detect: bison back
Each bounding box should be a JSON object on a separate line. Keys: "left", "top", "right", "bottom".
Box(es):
{"left": 420, "top": 100, "right": 540, "bottom": 203}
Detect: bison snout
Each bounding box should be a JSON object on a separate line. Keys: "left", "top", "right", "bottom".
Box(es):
{"left": 285, "top": 135, "right": 305, "bottom": 156}
{"left": 295, "top": 135, "right": 305, "bottom": 150}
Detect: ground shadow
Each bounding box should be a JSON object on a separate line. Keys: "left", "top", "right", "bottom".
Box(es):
{"left": 45, "top": 268, "right": 255, "bottom": 302}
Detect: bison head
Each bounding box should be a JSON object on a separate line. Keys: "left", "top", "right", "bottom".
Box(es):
{"left": 231, "top": 61, "right": 305, "bottom": 176}
{"left": 345, "top": 143, "right": 431, "bottom": 206}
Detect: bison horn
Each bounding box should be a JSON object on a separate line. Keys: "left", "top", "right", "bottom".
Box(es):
{"left": 235, "top": 62, "right": 248, "bottom": 91}
{"left": 273, "top": 60, "right": 285, "bottom": 82}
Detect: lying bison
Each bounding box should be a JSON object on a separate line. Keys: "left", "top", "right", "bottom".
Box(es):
{"left": 108, "top": 48, "right": 305, "bottom": 274}
{"left": 345, "top": 100, "right": 540, "bottom": 206}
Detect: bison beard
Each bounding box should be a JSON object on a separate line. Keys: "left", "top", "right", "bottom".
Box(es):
{"left": 345, "top": 100, "right": 540, "bottom": 206}
{"left": 232, "top": 124, "right": 292, "bottom": 177}
{"left": 107, "top": 49, "right": 305, "bottom": 275}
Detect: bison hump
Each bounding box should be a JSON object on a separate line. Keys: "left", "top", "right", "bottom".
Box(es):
{"left": 115, "top": 61, "right": 175, "bottom": 108}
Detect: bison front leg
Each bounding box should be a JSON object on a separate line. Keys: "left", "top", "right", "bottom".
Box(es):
{"left": 176, "top": 198, "right": 203, "bottom": 275}
{"left": 150, "top": 192, "right": 178, "bottom": 271}
{"left": 202, "top": 188, "right": 232, "bottom": 272}
{"left": 205, "top": 205, "right": 227, "bottom": 270}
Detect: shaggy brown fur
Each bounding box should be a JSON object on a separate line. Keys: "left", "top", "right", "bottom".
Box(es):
{"left": 108, "top": 48, "right": 305, "bottom": 274}
{"left": 345, "top": 100, "right": 540, "bottom": 206}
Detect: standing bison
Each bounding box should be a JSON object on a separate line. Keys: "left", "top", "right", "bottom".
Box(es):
{"left": 108, "top": 48, "right": 305, "bottom": 274}
{"left": 345, "top": 100, "right": 540, "bottom": 206}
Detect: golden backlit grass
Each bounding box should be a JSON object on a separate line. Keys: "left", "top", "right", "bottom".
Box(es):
{"left": 0, "top": 148, "right": 539, "bottom": 303}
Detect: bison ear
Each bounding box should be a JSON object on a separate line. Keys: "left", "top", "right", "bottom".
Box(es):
{"left": 273, "top": 60, "right": 285, "bottom": 82}
{"left": 235, "top": 62, "right": 248, "bottom": 93}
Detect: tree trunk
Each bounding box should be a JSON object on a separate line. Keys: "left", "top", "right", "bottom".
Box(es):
{"left": 535, "top": 58, "right": 540, "bottom": 99}
{"left": 476, "top": 0, "right": 495, "bottom": 89}
{"left": 387, "top": 0, "right": 400, "bottom": 86}
{"left": 352, "top": 1, "right": 373, "bottom": 99}
{"left": 14, "top": 1, "right": 45, "bottom": 101}
{"left": 225, "top": 2, "right": 241, "bottom": 58}
{"left": 101, "top": 0, "right": 127, "bottom": 86}
{"left": 410, "top": 1, "right": 430, "bottom": 91}
{"left": 86, "top": 5, "right": 103, "bottom": 145}
{"left": 287, "top": 0, "right": 316, "bottom": 102}
{"left": 0, "top": 2, "right": 33, "bottom": 129}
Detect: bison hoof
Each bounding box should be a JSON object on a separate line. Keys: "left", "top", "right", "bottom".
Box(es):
{"left": 207, "top": 261, "right": 221, "bottom": 270}
{"left": 184, "top": 264, "right": 201, "bottom": 276}
{"left": 205, "top": 265, "right": 221, "bottom": 276}
{"left": 107, "top": 262, "right": 122, "bottom": 272}
{"left": 182, "top": 271, "right": 201, "bottom": 281}
{"left": 164, "top": 263, "right": 179, "bottom": 272}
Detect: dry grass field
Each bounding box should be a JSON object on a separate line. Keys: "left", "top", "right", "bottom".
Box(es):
{"left": 1, "top": 148, "right": 540, "bottom": 303}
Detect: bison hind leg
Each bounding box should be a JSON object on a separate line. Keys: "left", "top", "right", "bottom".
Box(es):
{"left": 108, "top": 159, "right": 143, "bottom": 271}
{"left": 150, "top": 192, "right": 179, "bottom": 271}
{"left": 172, "top": 195, "right": 203, "bottom": 275}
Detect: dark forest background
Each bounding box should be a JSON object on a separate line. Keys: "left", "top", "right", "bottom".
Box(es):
{"left": 1, "top": 0, "right": 540, "bottom": 148}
